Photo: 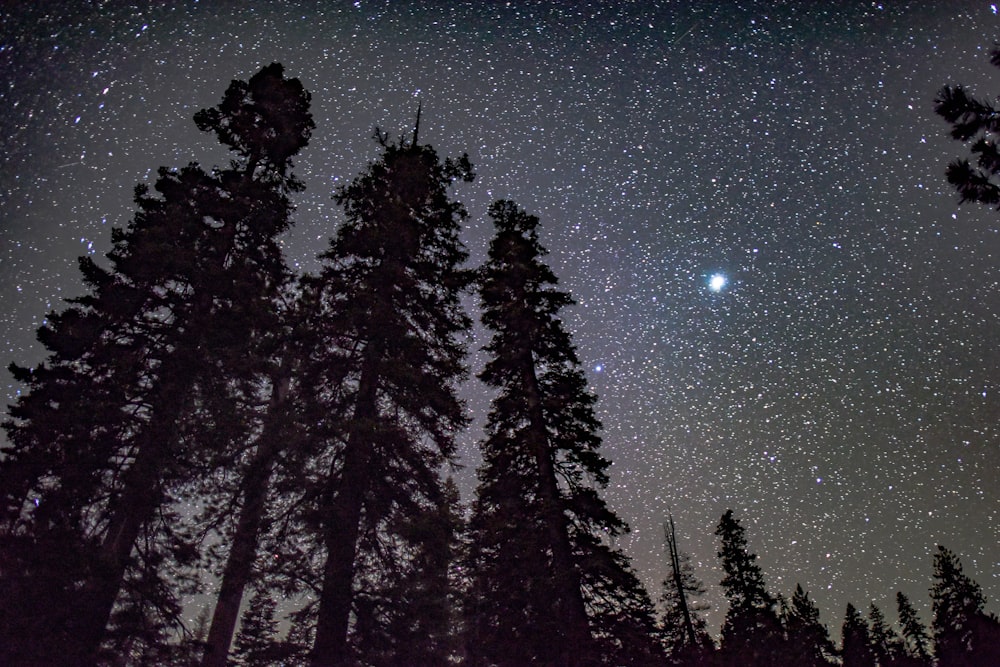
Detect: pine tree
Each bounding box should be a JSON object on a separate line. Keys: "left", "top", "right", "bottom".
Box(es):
{"left": 782, "top": 584, "right": 836, "bottom": 667}
{"left": 935, "top": 44, "right": 1000, "bottom": 207}
{"left": 354, "top": 477, "right": 464, "bottom": 667}
{"left": 304, "top": 121, "right": 474, "bottom": 667}
{"left": 200, "top": 353, "right": 297, "bottom": 667}
{"left": 164, "top": 607, "right": 210, "bottom": 667}
{"left": 659, "top": 513, "right": 713, "bottom": 664}
{"left": 895, "top": 592, "right": 931, "bottom": 666}
{"left": 465, "top": 200, "right": 662, "bottom": 667}
{"left": 842, "top": 603, "right": 876, "bottom": 667}
{"left": 389, "top": 477, "right": 464, "bottom": 666}
{"left": 714, "top": 510, "right": 784, "bottom": 666}
{"left": 0, "top": 63, "right": 312, "bottom": 667}
{"left": 868, "top": 602, "right": 902, "bottom": 666}
{"left": 930, "top": 545, "right": 1000, "bottom": 666}
{"left": 230, "top": 588, "right": 286, "bottom": 667}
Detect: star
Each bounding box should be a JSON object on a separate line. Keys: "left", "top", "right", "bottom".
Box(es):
{"left": 708, "top": 274, "right": 727, "bottom": 292}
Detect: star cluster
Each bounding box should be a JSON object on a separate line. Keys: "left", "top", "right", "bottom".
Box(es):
{"left": 2, "top": 1, "right": 998, "bottom": 632}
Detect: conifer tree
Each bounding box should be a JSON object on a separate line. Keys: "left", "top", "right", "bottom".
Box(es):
{"left": 782, "top": 584, "right": 836, "bottom": 666}
{"left": 465, "top": 200, "right": 662, "bottom": 667}
{"left": 895, "top": 592, "right": 931, "bottom": 666}
{"left": 303, "top": 122, "right": 474, "bottom": 667}
{"left": 173, "top": 608, "right": 212, "bottom": 667}
{"left": 842, "top": 603, "right": 876, "bottom": 667}
{"left": 230, "top": 588, "right": 286, "bottom": 667}
{"left": 0, "top": 63, "right": 312, "bottom": 667}
{"left": 354, "top": 477, "right": 464, "bottom": 667}
{"left": 714, "top": 510, "right": 784, "bottom": 666}
{"left": 935, "top": 44, "right": 1000, "bottom": 208}
{"left": 200, "top": 353, "right": 297, "bottom": 667}
{"left": 930, "top": 545, "right": 1000, "bottom": 666}
{"left": 868, "top": 602, "right": 902, "bottom": 666}
{"left": 659, "top": 514, "right": 713, "bottom": 664}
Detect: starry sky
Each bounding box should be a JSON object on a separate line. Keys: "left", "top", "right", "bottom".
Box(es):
{"left": 3, "top": 0, "right": 999, "bottom": 635}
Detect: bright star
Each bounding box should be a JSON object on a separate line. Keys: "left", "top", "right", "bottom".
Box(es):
{"left": 708, "top": 274, "right": 727, "bottom": 292}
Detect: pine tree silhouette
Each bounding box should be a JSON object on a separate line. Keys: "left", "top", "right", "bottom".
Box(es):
{"left": 465, "top": 200, "right": 661, "bottom": 667}
{"left": 0, "top": 62, "right": 312, "bottom": 667}
{"left": 303, "top": 122, "right": 474, "bottom": 667}
{"left": 714, "top": 510, "right": 785, "bottom": 666}
{"left": 930, "top": 545, "right": 1000, "bottom": 666}
{"left": 895, "top": 591, "right": 932, "bottom": 666}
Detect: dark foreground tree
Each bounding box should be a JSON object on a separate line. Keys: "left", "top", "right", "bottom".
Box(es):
{"left": 465, "top": 200, "right": 662, "bottom": 667}
{"left": 659, "top": 513, "right": 714, "bottom": 664}
{"left": 714, "top": 510, "right": 784, "bottom": 666}
{"left": 304, "top": 122, "right": 474, "bottom": 667}
{"left": 868, "top": 602, "right": 902, "bottom": 666}
{"left": 841, "top": 603, "right": 876, "bottom": 667}
{"left": 895, "top": 592, "right": 932, "bottom": 666}
{"left": 353, "top": 477, "right": 464, "bottom": 667}
{"left": 0, "top": 63, "right": 312, "bottom": 667}
{"left": 930, "top": 545, "right": 1000, "bottom": 666}
{"left": 782, "top": 584, "right": 836, "bottom": 666}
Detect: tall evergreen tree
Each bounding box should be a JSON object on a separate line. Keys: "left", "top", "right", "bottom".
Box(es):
{"left": 930, "top": 545, "right": 1000, "bottom": 666}
{"left": 0, "top": 63, "right": 312, "bottom": 667}
{"left": 895, "top": 592, "right": 932, "bottom": 666}
{"left": 868, "top": 602, "right": 902, "bottom": 666}
{"left": 842, "top": 603, "right": 876, "bottom": 667}
{"left": 465, "top": 200, "right": 662, "bottom": 667}
{"left": 714, "top": 510, "right": 784, "bottom": 666}
{"left": 782, "top": 584, "right": 836, "bottom": 667}
{"left": 303, "top": 122, "right": 474, "bottom": 667}
{"left": 200, "top": 351, "right": 297, "bottom": 667}
{"left": 659, "top": 513, "right": 713, "bottom": 664}
{"left": 354, "top": 477, "right": 464, "bottom": 667}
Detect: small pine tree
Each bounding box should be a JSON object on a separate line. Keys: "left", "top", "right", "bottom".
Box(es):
{"left": 356, "top": 478, "right": 464, "bottom": 667}
{"left": 230, "top": 589, "right": 284, "bottom": 667}
{"left": 714, "top": 510, "right": 784, "bottom": 666}
{"left": 659, "top": 514, "right": 713, "bottom": 664}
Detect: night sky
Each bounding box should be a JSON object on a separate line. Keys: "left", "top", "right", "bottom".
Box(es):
{"left": 3, "top": 1, "right": 999, "bottom": 634}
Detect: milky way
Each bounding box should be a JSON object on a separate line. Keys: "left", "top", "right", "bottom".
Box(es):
{"left": 3, "top": 1, "right": 998, "bottom": 632}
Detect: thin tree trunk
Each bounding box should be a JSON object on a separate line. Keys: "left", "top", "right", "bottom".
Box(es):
{"left": 310, "top": 350, "right": 380, "bottom": 667}
{"left": 666, "top": 513, "right": 698, "bottom": 647}
{"left": 200, "top": 369, "right": 290, "bottom": 667}
{"left": 67, "top": 400, "right": 181, "bottom": 667}
{"left": 69, "top": 247, "right": 233, "bottom": 664}
{"left": 520, "top": 355, "right": 595, "bottom": 667}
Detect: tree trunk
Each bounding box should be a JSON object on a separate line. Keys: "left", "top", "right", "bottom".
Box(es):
{"left": 67, "top": 399, "right": 181, "bottom": 667}
{"left": 310, "top": 350, "right": 380, "bottom": 667}
{"left": 666, "top": 513, "right": 698, "bottom": 647}
{"left": 68, "top": 273, "right": 225, "bottom": 664}
{"left": 200, "top": 370, "right": 290, "bottom": 667}
{"left": 520, "top": 355, "right": 594, "bottom": 667}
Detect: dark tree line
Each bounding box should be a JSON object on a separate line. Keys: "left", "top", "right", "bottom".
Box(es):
{"left": 1, "top": 41, "right": 999, "bottom": 666}
{"left": 0, "top": 63, "right": 659, "bottom": 667}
